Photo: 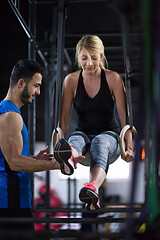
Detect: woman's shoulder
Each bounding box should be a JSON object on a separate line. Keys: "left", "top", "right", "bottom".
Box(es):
{"left": 65, "top": 70, "right": 81, "bottom": 82}
{"left": 63, "top": 70, "right": 81, "bottom": 91}
{"left": 103, "top": 69, "right": 123, "bottom": 93}
{"left": 104, "top": 69, "right": 121, "bottom": 80}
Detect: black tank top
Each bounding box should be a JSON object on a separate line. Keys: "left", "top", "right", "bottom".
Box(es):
{"left": 73, "top": 69, "right": 120, "bottom": 135}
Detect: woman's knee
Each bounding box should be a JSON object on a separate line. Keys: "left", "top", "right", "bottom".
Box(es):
{"left": 68, "top": 131, "right": 90, "bottom": 156}
{"left": 90, "top": 135, "right": 110, "bottom": 152}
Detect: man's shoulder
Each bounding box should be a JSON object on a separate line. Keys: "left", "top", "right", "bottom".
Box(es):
{"left": 0, "top": 100, "right": 20, "bottom": 115}
{"left": 0, "top": 111, "right": 23, "bottom": 131}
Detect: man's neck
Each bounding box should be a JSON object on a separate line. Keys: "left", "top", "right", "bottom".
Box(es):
{"left": 4, "top": 88, "right": 23, "bottom": 109}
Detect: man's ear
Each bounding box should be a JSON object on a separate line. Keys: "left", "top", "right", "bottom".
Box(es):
{"left": 17, "top": 79, "right": 25, "bottom": 88}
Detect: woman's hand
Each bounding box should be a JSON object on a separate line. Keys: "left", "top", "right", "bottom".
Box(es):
{"left": 121, "top": 147, "right": 134, "bottom": 162}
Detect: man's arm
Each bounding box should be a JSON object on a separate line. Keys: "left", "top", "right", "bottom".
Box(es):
{"left": 0, "top": 112, "right": 56, "bottom": 172}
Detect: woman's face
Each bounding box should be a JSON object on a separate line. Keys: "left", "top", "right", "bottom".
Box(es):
{"left": 78, "top": 47, "right": 101, "bottom": 74}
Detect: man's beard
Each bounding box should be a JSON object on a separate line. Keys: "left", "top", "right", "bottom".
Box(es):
{"left": 21, "top": 85, "right": 33, "bottom": 104}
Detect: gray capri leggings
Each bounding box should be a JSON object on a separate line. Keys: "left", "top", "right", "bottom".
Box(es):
{"left": 68, "top": 130, "right": 121, "bottom": 173}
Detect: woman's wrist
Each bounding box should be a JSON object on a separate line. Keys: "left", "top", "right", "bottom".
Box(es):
{"left": 126, "top": 145, "right": 133, "bottom": 150}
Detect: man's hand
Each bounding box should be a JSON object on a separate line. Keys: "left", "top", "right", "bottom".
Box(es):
{"left": 34, "top": 146, "right": 53, "bottom": 161}
{"left": 73, "top": 156, "right": 85, "bottom": 169}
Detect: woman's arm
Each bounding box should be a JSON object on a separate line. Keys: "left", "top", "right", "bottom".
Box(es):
{"left": 61, "top": 73, "right": 76, "bottom": 137}
{"left": 107, "top": 70, "right": 134, "bottom": 162}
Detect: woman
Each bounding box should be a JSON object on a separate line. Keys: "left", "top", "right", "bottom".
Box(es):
{"left": 60, "top": 35, "right": 134, "bottom": 210}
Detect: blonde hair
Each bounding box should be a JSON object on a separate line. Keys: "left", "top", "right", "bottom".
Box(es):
{"left": 75, "top": 35, "right": 108, "bottom": 69}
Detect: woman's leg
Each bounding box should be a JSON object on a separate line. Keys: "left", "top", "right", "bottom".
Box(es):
{"left": 89, "top": 166, "right": 106, "bottom": 192}
{"left": 89, "top": 132, "right": 120, "bottom": 190}
{"left": 68, "top": 131, "right": 91, "bottom": 166}
{"left": 79, "top": 132, "right": 120, "bottom": 210}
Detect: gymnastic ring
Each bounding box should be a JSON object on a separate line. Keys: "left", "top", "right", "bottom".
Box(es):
{"left": 51, "top": 127, "right": 64, "bottom": 148}
{"left": 119, "top": 125, "right": 137, "bottom": 158}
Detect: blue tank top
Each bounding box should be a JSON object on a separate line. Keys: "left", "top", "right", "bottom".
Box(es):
{"left": 73, "top": 69, "right": 120, "bottom": 135}
{"left": 0, "top": 100, "right": 32, "bottom": 208}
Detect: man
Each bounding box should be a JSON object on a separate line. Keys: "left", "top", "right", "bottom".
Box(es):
{"left": 0, "top": 59, "right": 83, "bottom": 232}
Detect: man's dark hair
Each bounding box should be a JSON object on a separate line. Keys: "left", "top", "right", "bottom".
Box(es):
{"left": 10, "top": 59, "right": 44, "bottom": 87}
